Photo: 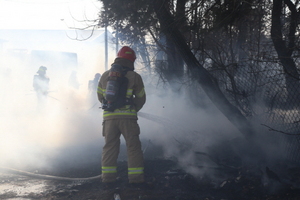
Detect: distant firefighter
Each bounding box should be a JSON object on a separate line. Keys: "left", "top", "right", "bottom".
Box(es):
{"left": 33, "top": 66, "right": 50, "bottom": 97}
{"left": 87, "top": 73, "right": 101, "bottom": 109}
{"left": 88, "top": 73, "right": 101, "bottom": 92}
{"left": 68, "top": 70, "right": 80, "bottom": 90}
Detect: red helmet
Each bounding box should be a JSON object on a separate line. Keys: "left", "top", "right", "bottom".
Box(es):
{"left": 117, "top": 46, "right": 136, "bottom": 62}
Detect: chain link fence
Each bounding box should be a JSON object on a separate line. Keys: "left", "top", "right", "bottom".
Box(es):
{"left": 208, "top": 57, "right": 300, "bottom": 163}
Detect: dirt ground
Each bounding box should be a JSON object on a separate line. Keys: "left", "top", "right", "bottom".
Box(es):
{"left": 1, "top": 157, "right": 300, "bottom": 200}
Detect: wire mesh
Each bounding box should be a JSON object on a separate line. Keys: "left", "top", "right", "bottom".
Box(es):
{"left": 208, "top": 58, "right": 300, "bottom": 163}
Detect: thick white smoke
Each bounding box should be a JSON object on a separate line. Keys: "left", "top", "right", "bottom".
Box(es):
{"left": 0, "top": 29, "right": 285, "bottom": 182}
{"left": 0, "top": 29, "right": 113, "bottom": 170}
{"left": 138, "top": 82, "right": 242, "bottom": 178}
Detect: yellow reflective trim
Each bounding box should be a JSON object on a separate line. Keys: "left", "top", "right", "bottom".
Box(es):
{"left": 103, "top": 109, "right": 137, "bottom": 116}
{"left": 97, "top": 87, "right": 105, "bottom": 94}
{"left": 128, "top": 167, "right": 144, "bottom": 175}
{"left": 102, "top": 170, "right": 117, "bottom": 174}
{"left": 97, "top": 89, "right": 102, "bottom": 94}
{"left": 104, "top": 112, "right": 137, "bottom": 117}
{"left": 102, "top": 166, "right": 117, "bottom": 174}
{"left": 128, "top": 172, "right": 143, "bottom": 175}
{"left": 127, "top": 89, "right": 133, "bottom": 93}
{"left": 128, "top": 167, "right": 144, "bottom": 170}
{"left": 136, "top": 88, "right": 145, "bottom": 98}
{"left": 126, "top": 89, "right": 133, "bottom": 97}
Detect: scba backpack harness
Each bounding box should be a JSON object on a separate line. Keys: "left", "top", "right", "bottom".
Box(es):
{"left": 102, "top": 64, "right": 133, "bottom": 111}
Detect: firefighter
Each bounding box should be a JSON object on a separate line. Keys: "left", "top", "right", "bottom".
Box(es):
{"left": 87, "top": 73, "right": 101, "bottom": 107}
{"left": 33, "top": 66, "right": 49, "bottom": 98}
{"left": 97, "top": 46, "right": 146, "bottom": 185}
{"left": 88, "top": 73, "right": 101, "bottom": 93}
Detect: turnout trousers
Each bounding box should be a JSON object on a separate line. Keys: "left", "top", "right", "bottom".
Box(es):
{"left": 101, "top": 118, "right": 144, "bottom": 183}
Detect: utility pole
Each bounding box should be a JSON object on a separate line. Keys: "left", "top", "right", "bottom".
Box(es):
{"left": 116, "top": 20, "right": 119, "bottom": 54}
{"left": 104, "top": 7, "right": 108, "bottom": 71}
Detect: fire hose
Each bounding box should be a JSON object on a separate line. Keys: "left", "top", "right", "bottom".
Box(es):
{"left": 0, "top": 112, "right": 231, "bottom": 182}
{"left": 0, "top": 112, "right": 216, "bottom": 181}
{"left": 0, "top": 112, "right": 168, "bottom": 181}
{"left": 0, "top": 166, "right": 102, "bottom": 181}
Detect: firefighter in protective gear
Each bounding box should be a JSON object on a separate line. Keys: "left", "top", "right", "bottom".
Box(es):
{"left": 33, "top": 66, "right": 49, "bottom": 97}
{"left": 97, "top": 46, "right": 146, "bottom": 184}
{"left": 89, "top": 73, "right": 101, "bottom": 92}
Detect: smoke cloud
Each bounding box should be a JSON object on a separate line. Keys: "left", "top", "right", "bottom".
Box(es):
{"left": 138, "top": 73, "right": 289, "bottom": 181}
{"left": 138, "top": 85, "right": 242, "bottom": 178}
{"left": 0, "top": 29, "right": 111, "bottom": 171}
{"left": 0, "top": 29, "right": 288, "bottom": 183}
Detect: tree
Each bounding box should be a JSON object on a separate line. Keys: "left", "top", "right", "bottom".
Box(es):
{"left": 271, "top": 0, "right": 300, "bottom": 107}
{"left": 96, "top": 0, "right": 300, "bottom": 139}
{"left": 152, "top": 0, "right": 255, "bottom": 138}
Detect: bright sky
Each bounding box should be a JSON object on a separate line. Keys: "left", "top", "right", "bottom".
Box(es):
{"left": 0, "top": 0, "right": 102, "bottom": 30}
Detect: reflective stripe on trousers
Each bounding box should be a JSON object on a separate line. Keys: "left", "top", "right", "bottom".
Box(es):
{"left": 128, "top": 167, "right": 144, "bottom": 175}
{"left": 102, "top": 166, "right": 117, "bottom": 174}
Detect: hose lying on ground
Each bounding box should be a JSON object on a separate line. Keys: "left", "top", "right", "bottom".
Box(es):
{"left": 0, "top": 166, "right": 101, "bottom": 181}
{"left": 0, "top": 113, "right": 166, "bottom": 181}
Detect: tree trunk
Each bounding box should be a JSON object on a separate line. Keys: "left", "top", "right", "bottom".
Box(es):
{"left": 271, "top": 0, "right": 300, "bottom": 107}
{"left": 153, "top": 0, "right": 255, "bottom": 139}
